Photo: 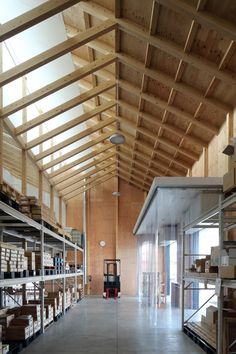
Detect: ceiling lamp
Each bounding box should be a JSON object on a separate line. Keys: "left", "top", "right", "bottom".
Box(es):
{"left": 112, "top": 191, "right": 121, "bottom": 197}
{"left": 109, "top": 133, "right": 125, "bottom": 145}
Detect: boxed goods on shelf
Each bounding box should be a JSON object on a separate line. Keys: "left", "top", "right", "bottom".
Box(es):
{"left": 211, "top": 246, "right": 220, "bottom": 266}
{"left": 0, "top": 314, "right": 14, "bottom": 340}
{"left": 6, "top": 324, "right": 31, "bottom": 340}
{"left": 219, "top": 266, "right": 236, "bottom": 278}
{"left": 19, "top": 196, "right": 57, "bottom": 227}
{"left": 0, "top": 242, "right": 28, "bottom": 273}
{"left": 35, "top": 252, "right": 54, "bottom": 269}
{"left": 25, "top": 251, "right": 35, "bottom": 271}
{"left": 21, "top": 304, "right": 41, "bottom": 322}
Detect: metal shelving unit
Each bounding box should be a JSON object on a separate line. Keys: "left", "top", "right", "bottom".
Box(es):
{"left": 0, "top": 200, "right": 84, "bottom": 334}
{"left": 182, "top": 192, "right": 236, "bottom": 354}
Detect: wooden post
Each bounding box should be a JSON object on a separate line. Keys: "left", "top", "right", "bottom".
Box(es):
{"left": 38, "top": 171, "right": 43, "bottom": 204}
{"left": 115, "top": 176, "right": 119, "bottom": 257}
{"left": 227, "top": 112, "right": 234, "bottom": 171}
{"left": 59, "top": 196, "right": 62, "bottom": 226}
{"left": 50, "top": 185, "right": 54, "bottom": 212}
{"left": 203, "top": 147, "right": 208, "bottom": 177}
{"left": 22, "top": 150, "right": 27, "bottom": 195}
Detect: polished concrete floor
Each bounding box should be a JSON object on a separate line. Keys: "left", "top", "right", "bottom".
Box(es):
{"left": 22, "top": 297, "right": 204, "bottom": 354}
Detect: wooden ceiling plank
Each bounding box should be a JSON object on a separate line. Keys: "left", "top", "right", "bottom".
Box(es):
{"left": 118, "top": 150, "right": 161, "bottom": 175}
{"left": 118, "top": 100, "right": 207, "bottom": 147}
{"left": 26, "top": 100, "right": 115, "bottom": 149}
{"left": 64, "top": 172, "right": 117, "bottom": 200}
{"left": 42, "top": 129, "right": 114, "bottom": 171}
{"left": 120, "top": 117, "right": 198, "bottom": 161}
{"left": 120, "top": 130, "right": 191, "bottom": 170}
{"left": 118, "top": 166, "right": 151, "bottom": 186}
{"left": 118, "top": 148, "right": 182, "bottom": 177}
{"left": 35, "top": 117, "right": 116, "bottom": 161}
{"left": 62, "top": 166, "right": 117, "bottom": 197}
{"left": 118, "top": 159, "right": 155, "bottom": 181}
{"left": 117, "top": 173, "right": 149, "bottom": 192}
{"left": 0, "top": 0, "right": 82, "bottom": 42}
{"left": 59, "top": 160, "right": 116, "bottom": 193}
{"left": 48, "top": 143, "right": 114, "bottom": 179}
{"left": 118, "top": 53, "right": 231, "bottom": 113}
{"left": 156, "top": 0, "right": 236, "bottom": 42}
{"left": 0, "top": 19, "right": 116, "bottom": 87}
{"left": 80, "top": 2, "right": 236, "bottom": 88}
{"left": 16, "top": 80, "right": 115, "bottom": 136}
{"left": 118, "top": 79, "right": 218, "bottom": 134}
{"left": 52, "top": 151, "right": 116, "bottom": 186}
{"left": 1, "top": 54, "right": 116, "bottom": 119}
{"left": 157, "top": 0, "right": 206, "bottom": 176}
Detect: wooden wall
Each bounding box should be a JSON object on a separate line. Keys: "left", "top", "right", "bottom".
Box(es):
{"left": 66, "top": 177, "right": 145, "bottom": 296}
{"left": 191, "top": 111, "right": 235, "bottom": 177}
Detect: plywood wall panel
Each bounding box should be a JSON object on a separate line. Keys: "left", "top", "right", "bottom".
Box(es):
{"left": 66, "top": 177, "right": 145, "bottom": 296}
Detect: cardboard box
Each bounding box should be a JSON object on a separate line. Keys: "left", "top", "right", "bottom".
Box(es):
{"left": 211, "top": 246, "right": 220, "bottom": 266}
{"left": 0, "top": 314, "right": 14, "bottom": 327}
{"left": 221, "top": 255, "right": 236, "bottom": 266}
{"left": 201, "top": 314, "right": 216, "bottom": 330}
{"left": 6, "top": 325, "right": 30, "bottom": 340}
{"left": 12, "top": 315, "right": 33, "bottom": 327}
{"left": 219, "top": 266, "right": 236, "bottom": 279}
{"left": 206, "top": 306, "right": 218, "bottom": 324}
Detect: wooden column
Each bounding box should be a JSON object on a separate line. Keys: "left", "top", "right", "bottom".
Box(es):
{"left": 59, "top": 196, "right": 62, "bottom": 226}
{"left": 203, "top": 147, "right": 208, "bottom": 177}
{"left": 38, "top": 171, "right": 43, "bottom": 204}
{"left": 227, "top": 112, "right": 234, "bottom": 171}
{"left": 115, "top": 176, "right": 119, "bottom": 257}
{"left": 50, "top": 185, "right": 54, "bottom": 212}
{"left": 22, "top": 150, "right": 27, "bottom": 195}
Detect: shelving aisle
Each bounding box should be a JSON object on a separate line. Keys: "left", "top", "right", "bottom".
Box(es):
{"left": 0, "top": 200, "right": 84, "bottom": 352}
{"left": 182, "top": 192, "right": 236, "bottom": 354}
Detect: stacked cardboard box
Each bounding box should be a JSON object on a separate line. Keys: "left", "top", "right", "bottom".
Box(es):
{"left": 19, "top": 196, "right": 57, "bottom": 227}
{"left": 219, "top": 248, "right": 236, "bottom": 278}
{"left": 35, "top": 252, "right": 54, "bottom": 269}
{"left": 6, "top": 315, "right": 34, "bottom": 340}
{"left": 21, "top": 304, "right": 42, "bottom": 334}
{"left": 25, "top": 251, "right": 36, "bottom": 271}
{"left": 0, "top": 314, "right": 14, "bottom": 340}
{"left": 47, "top": 292, "right": 63, "bottom": 315}
{"left": 54, "top": 256, "right": 63, "bottom": 274}
{"left": 0, "top": 242, "right": 27, "bottom": 273}
{"left": 65, "top": 289, "right": 72, "bottom": 309}
{"left": 0, "top": 182, "right": 21, "bottom": 203}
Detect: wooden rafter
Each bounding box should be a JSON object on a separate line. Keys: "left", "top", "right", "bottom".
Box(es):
{"left": 119, "top": 129, "right": 191, "bottom": 170}
{"left": 80, "top": 1, "right": 236, "bottom": 88}
{"left": 58, "top": 160, "right": 116, "bottom": 193}
{"left": 118, "top": 53, "right": 231, "bottom": 113}
{"left": 62, "top": 166, "right": 117, "bottom": 198}
{"left": 26, "top": 101, "right": 115, "bottom": 149}
{"left": 64, "top": 172, "right": 117, "bottom": 201}
{"left": 15, "top": 80, "right": 115, "bottom": 136}
{"left": 48, "top": 143, "right": 115, "bottom": 179}
{"left": 1, "top": 54, "right": 116, "bottom": 119}
{"left": 118, "top": 160, "right": 154, "bottom": 182}
{"left": 118, "top": 100, "right": 207, "bottom": 147}
{"left": 117, "top": 173, "right": 149, "bottom": 192}
{"left": 52, "top": 150, "right": 116, "bottom": 186}
{"left": 41, "top": 130, "right": 114, "bottom": 171}
{"left": 35, "top": 117, "right": 116, "bottom": 161}
{"left": 0, "top": 0, "right": 81, "bottom": 42}
{"left": 156, "top": 0, "right": 236, "bottom": 42}
{"left": 161, "top": 0, "right": 208, "bottom": 177}
{"left": 117, "top": 165, "right": 152, "bottom": 186}
{"left": 118, "top": 79, "right": 218, "bottom": 135}
{"left": 119, "top": 117, "right": 198, "bottom": 161}
{"left": 0, "top": 19, "right": 116, "bottom": 87}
